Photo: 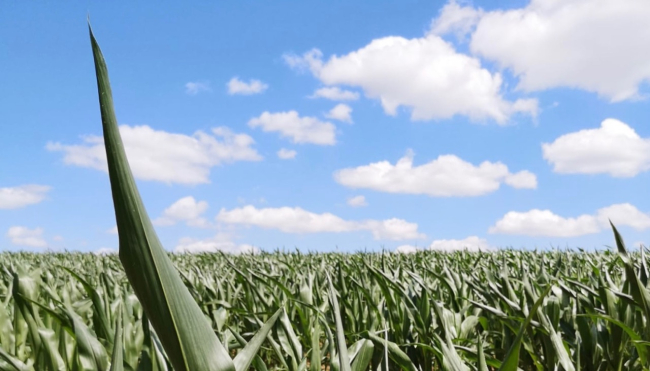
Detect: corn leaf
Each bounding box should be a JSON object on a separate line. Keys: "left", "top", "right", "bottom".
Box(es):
{"left": 498, "top": 284, "right": 552, "bottom": 371}
{"left": 110, "top": 309, "right": 124, "bottom": 371}
{"left": 89, "top": 24, "right": 234, "bottom": 371}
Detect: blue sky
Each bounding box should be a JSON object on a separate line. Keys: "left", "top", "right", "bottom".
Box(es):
{"left": 2, "top": 0, "right": 650, "bottom": 253}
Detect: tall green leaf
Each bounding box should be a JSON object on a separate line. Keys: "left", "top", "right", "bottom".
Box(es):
{"left": 110, "top": 309, "right": 124, "bottom": 371}
{"left": 61, "top": 305, "right": 109, "bottom": 371}
{"left": 88, "top": 24, "right": 234, "bottom": 371}
{"left": 233, "top": 308, "right": 282, "bottom": 371}
{"left": 498, "top": 284, "right": 552, "bottom": 371}
{"left": 327, "top": 273, "right": 351, "bottom": 371}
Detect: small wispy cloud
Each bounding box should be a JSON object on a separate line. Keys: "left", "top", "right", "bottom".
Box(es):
{"left": 6, "top": 226, "right": 47, "bottom": 248}
{"left": 185, "top": 81, "right": 211, "bottom": 95}
{"left": 227, "top": 77, "right": 268, "bottom": 95}
{"left": 0, "top": 184, "right": 50, "bottom": 210}
{"left": 310, "top": 87, "right": 359, "bottom": 101}
{"left": 277, "top": 148, "right": 297, "bottom": 160}
{"left": 325, "top": 104, "right": 353, "bottom": 123}
{"left": 347, "top": 195, "right": 367, "bottom": 207}
{"left": 249, "top": 111, "right": 336, "bottom": 145}
{"left": 153, "top": 196, "right": 211, "bottom": 228}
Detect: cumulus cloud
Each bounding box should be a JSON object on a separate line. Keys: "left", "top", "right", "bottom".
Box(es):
{"left": 47, "top": 125, "right": 261, "bottom": 185}
{"left": 429, "top": 0, "right": 484, "bottom": 39}
{"left": 248, "top": 111, "right": 336, "bottom": 145}
{"left": 174, "top": 233, "right": 259, "bottom": 254}
{"left": 347, "top": 195, "right": 367, "bottom": 207}
{"left": 217, "top": 205, "right": 424, "bottom": 240}
{"left": 468, "top": 0, "right": 650, "bottom": 101}
{"left": 154, "top": 196, "right": 210, "bottom": 228}
{"left": 334, "top": 150, "right": 536, "bottom": 197}
{"left": 277, "top": 148, "right": 297, "bottom": 159}
{"left": 284, "top": 36, "right": 537, "bottom": 123}
{"left": 0, "top": 185, "right": 50, "bottom": 209}
{"left": 596, "top": 203, "right": 650, "bottom": 231}
{"left": 325, "top": 104, "right": 353, "bottom": 123}
{"left": 310, "top": 87, "right": 360, "bottom": 101}
{"left": 490, "top": 203, "right": 650, "bottom": 237}
{"left": 185, "top": 81, "right": 211, "bottom": 95}
{"left": 428, "top": 236, "right": 493, "bottom": 252}
{"left": 489, "top": 209, "right": 601, "bottom": 237}
{"left": 6, "top": 226, "right": 47, "bottom": 248}
{"left": 504, "top": 171, "right": 538, "bottom": 189}
{"left": 227, "top": 77, "right": 269, "bottom": 95}
{"left": 364, "top": 219, "right": 425, "bottom": 240}
{"left": 542, "top": 119, "right": 650, "bottom": 177}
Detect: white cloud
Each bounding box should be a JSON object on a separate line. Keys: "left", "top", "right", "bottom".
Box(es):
{"left": 0, "top": 185, "right": 50, "bottom": 210}
{"left": 429, "top": 236, "right": 492, "bottom": 252}
{"left": 47, "top": 125, "right": 261, "bottom": 185}
{"left": 468, "top": 0, "right": 650, "bottom": 101}
{"left": 285, "top": 36, "right": 537, "bottom": 123}
{"left": 107, "top": 226, "right": 118, "bottom": 235}
{"left": 94, "top": 247, "right": 117, "bottom": 255}
{"left": 185, "top": 81, "right": 211, "bottom": 95}
{"left": 504, "top": 170, "right": 538, "bottom": 189}
{"left": 277, "top": 148, "right": 297, "bottom": 160}
{"left": 310, "top": 87, "right": 360, "bottom": 101}
{"left": 218, "top": 205, "right": 350, "bottom": 233}
{"left": 396, "top": 236, "right": 492, "bottom": 253}
{"left": 542, "top": 119, "right": 650, "bottom": 177}
{"left": 325, "top": 104, "right": 353, "bottom": 123}
{"left": 596, "top": 203, "right": 650, "bottom": 231}
{"left": 217, "top": 205, "right": 424, "bottom": 240}
{"left": 334, "top": 150, "right": 536, "bottom": 197}
{"left": 154, "top": 196, "right": 210, "bottom": 228}
{"left": 489, "top": 210, "right": 600, "bottom": 237}
{"left": 227, "top": 77, "right": 268, "bottom": 95}
{"left": 347, "top": 195, "right": 367, "bottom": 207}
{"left": 248, "top": 111, "right": 336, "bottom": 145}
{"left": 52, "top": 235, "right": 64, "bottom": 241}
{"left": 429, "top": 0, "right": 484, "bottom": 39}
{"left": 489, "top": 203, "right": 650, "bottom": 237}
{"left": 174, "top": 233, "right": 259, "bottom": 254}
{"left": 395, "top": 244, "right": 420, "bottom": 254}
{"left": 6, "top": 226, "right": 47, "bottom": 248}
{"left": 284, "top": 49, "right": 324, "bottom": 72}
{"left": 363, "top": 219, "right": 424, "bottom": 240}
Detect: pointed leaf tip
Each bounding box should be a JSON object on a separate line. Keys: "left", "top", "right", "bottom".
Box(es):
{"left": 90, "top": 26, "right": 234, "bottom": 371}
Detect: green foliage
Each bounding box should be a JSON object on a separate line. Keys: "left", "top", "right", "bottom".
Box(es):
{"left": 0, "top": 239, "right": 648, "bottom": 370}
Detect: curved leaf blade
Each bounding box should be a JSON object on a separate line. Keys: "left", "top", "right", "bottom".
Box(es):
{"left": 89, "top": 24, "right": 233, "bottom": 371}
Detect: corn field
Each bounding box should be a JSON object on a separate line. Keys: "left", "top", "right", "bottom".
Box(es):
{"left": 1, "top": 23, "right": 646, "bottom": 371}
{"left": 0, "top": 245, "right": 649, "bottom": 370}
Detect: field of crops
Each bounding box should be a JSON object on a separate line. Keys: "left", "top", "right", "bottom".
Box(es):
{"left": 0, "top": 244, "right": 649, "bottom": 370}
{"left": 3, "top": 23, "right": 646, "bottom": 371}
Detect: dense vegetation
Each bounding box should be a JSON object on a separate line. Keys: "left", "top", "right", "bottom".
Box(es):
{"left": 0, "top": 244, "right": 649, "bottom": 370}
